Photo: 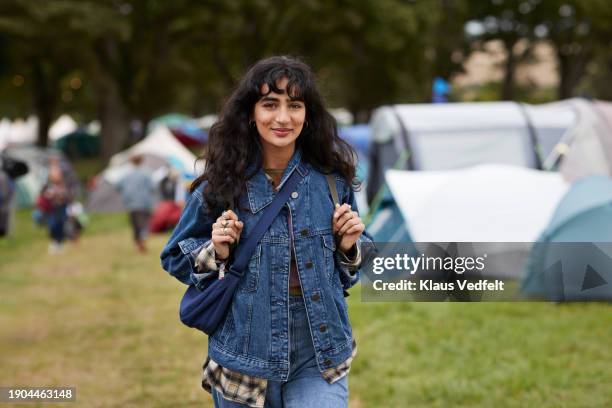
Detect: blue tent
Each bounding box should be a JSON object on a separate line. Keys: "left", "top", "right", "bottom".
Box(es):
{"left": 366, "top": 199, "right": 412, "bottom": 243}
{"left": 339, "top": 125, "right": 370, "bottom": 156}
{"left": 522, "top": 176, "right": 612, "bottom": 301}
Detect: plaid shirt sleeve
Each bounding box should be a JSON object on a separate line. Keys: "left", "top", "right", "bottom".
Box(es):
{"left": 191, "top": 240, "right": 226, "bottom": 289}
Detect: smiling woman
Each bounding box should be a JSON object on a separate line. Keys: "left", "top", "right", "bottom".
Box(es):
{"left": 161, "top": 56, "right": 372, "bottom": 408}
{"left": 252, "top": 78, "right": 306, "bottom": 169}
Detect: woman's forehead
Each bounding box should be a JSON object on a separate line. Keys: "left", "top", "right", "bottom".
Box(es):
{"left": 259, "top": 77, "right": 302, "bottom": 98}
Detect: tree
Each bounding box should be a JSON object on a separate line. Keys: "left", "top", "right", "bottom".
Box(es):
{"left": 0, "top": 0, "right": 80, "bottom": 147}
{"left": 47, "top": 0, "right": 208, "bottom": 158}
{"left": 466, "top": 0, "right": 547, "bottom": 100}
{"left": 536, "top": 0, "right": 597, "bottom": 99}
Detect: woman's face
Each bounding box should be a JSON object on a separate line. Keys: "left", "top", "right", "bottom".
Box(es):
{"left": 253, "top": 77, "right": 306, "bottom": 156}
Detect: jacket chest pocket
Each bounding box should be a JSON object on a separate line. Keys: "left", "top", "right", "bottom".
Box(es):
{"left": 241, "top": 244, "right": 261, "bottom": 292}
{"left": 321, "top": 234, "right": 336, "bottom": 283}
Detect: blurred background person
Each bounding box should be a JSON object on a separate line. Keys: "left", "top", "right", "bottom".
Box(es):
{"left": 116, "top": 154, "right": 154, "bottom": 253}
{"left": 0, "top": 153, "right": 29, "bottom": 237}
{"left": 150, "top": 167, "right": 185, "bottom": 234}
{"left": 38, "top": 161, "right": 71, "bottom": 253}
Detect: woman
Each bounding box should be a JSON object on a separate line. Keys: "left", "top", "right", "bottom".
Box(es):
{"left": 161, "top": 56, "right": 372, "bottom": 408}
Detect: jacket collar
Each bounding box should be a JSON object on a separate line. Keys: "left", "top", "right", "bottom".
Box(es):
{"left": 245, "top": 148, "right": 304, "bottom": 213}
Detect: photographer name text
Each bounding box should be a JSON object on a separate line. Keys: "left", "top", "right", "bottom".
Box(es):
{"left": 372, "top": 279, "right": 505, "bottom": 292}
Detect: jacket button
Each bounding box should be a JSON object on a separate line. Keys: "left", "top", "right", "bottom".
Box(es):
{"left": 305, "top": 261, "right": 313, "bottom": 269}
{"left": 300, "top": 229, "right": 309, "bottom": 237}
{"left": 311, "top": 293, "right": 320, "bottom": 301}
{"left": 324, "top": 359, "right": 332, "bottom": 366}
{"left": 319, "top": 324, "right": 327, "bottom": 333}
{"left": 291, "top": 191, "right": 299, "bottom": 199}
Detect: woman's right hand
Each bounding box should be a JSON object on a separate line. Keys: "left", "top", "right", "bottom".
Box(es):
{"left": 212, "top": 210, "right": 244, "bottom": 260}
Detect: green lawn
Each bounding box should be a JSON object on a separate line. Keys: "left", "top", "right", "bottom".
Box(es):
{"left": 1, "top": 210, "right": 611, "bottom": 407}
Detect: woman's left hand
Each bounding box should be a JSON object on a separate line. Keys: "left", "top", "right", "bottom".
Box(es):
{"left": 333, "top": 203, "right": 365, "bottom": 253}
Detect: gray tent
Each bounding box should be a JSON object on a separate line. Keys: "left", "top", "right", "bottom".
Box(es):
{"left": 553, "top": 99, "right": 612, "bottom": 182}
{"left": 367, "top": 102, "right": 545, "bottom": 203}
{"left": 86, "top": 155, "right": 167, "bottom": 213}
{"left": 2, "top": 146, "right": 78, "bottom": 208}
{"left": 366, "top": 99, "right": 611, "bottom": 205}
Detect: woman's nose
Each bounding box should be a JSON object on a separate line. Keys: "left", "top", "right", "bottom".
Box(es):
{"left": 275, "top": 106, "right": 290, "bottom": 124}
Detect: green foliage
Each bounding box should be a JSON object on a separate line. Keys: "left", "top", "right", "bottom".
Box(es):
{"left": 465, "top": 0, "right": 612, "bottom": 100}
{"left": 1, "top": 0, "right": 612, "bottom": 152}
{"left": 0, "top": 1, "right": 466, "bottom": 128}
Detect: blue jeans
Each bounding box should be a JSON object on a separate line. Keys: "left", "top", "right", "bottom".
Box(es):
{"left": 212, "top": 295, "right": 349, "bottom": 408}
{"left": 46, "top": 205, "right": 67, "bottom": 243}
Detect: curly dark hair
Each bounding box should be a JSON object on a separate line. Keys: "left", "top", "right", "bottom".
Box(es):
{"left": 192, "top": 56, "right": 357, "bottom": 216}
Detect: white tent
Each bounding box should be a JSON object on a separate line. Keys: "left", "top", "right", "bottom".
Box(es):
{"left": 6, "top": 117, "right": 37, "bottom": 146}
{"left": 106, "top": 126, "right": 199, "bottom": 184}
{"left": 49, "top": 115, "right": 78, "bottom": 142}
{"left": 0, "top": 118, "right": 11, "bottom": 151}
{"left": 386, "top": 165, "right": 569, "bottom": 242}
{"left": 87, "top": 126, "right": 200, "bottom": 212}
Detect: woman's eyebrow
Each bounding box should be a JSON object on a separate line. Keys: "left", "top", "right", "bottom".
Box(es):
{"left": 259, "top": 95, "right": 303, "bottom": 103}
{"left": 260, "top": 96, "right": 280, "bottom": 102}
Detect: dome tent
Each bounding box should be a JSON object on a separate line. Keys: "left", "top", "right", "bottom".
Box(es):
{"left": 2, "top": 146, "right": 77, "bottom": 208}
{"left": 54, "top": 129, "right": 100, "bottom": 158}
{"left": 367, "top": 165, "right": 568, "bottom": 280}
{"left": 522, "top": 176, "right": 612, "bottom": 301}
{"left": 366, "top": 102, "right": 544, "bottom": 204}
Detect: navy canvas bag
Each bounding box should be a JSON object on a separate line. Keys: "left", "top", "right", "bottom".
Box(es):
{"left": 179, "top": 163, "right": 308, "bottom": 335}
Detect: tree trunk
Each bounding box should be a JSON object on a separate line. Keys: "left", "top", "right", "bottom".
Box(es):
{"left": 96, "top": 73, "right": 130, "bottom": 159}
{"left": 31, "top": 59, "right": 57, "bottom": 147}
{"left": 557, "top": 47, "right": 592, "bottom": 100}
{"left": 558, "top": 54, "right": 572, "bottom": 99}
{"left": 501, "top": 41, "right": 516, "bottom": 100}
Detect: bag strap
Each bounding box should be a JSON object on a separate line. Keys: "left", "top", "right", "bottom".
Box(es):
{"left": 229, "top": 163, "right": 308, "bottom": 277}
{"left": 326, "top": 174, "right": 339, "bottom": 206}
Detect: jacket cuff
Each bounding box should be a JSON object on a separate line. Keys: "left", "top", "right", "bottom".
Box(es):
{"left": 335, "top": 238, "right": 362, "bottom": 291}
{"left": 336, "top": 240, "right": 362, "bottom": 273}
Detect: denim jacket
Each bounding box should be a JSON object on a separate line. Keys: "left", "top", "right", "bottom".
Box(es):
{"left": 160, "top": 149, "right": 373, "bottom": 381}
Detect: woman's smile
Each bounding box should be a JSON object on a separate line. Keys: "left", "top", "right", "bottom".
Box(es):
{"left": 271, "top": 127, "right": 292, "bottom": 137}
{"left": 253, "top": 77, "right": 306, "bottom": 154}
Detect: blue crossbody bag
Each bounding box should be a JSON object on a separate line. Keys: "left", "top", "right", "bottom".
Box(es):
{"left": 179, "top": 163, "right": 309, "bottom": 335}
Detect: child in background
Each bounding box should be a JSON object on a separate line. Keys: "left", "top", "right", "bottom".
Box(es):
{"left": 40, "top": 164, "right": 71, "bottom": 254}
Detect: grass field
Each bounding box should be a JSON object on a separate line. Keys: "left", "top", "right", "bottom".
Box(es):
{"left": 1, "top": 210, "right": 611, "bottom": 408}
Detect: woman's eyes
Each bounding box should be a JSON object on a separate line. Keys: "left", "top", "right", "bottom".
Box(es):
{"left": 262, "top": 103, "right": 304, "bottom": 109}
